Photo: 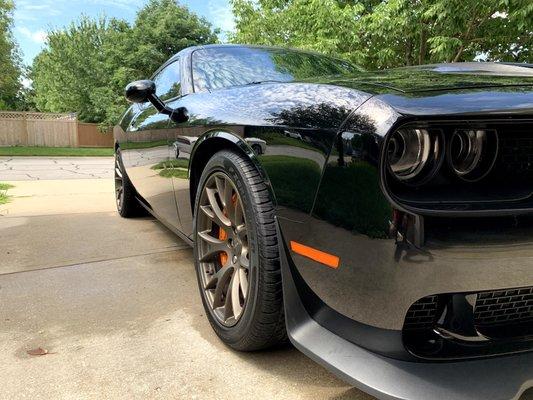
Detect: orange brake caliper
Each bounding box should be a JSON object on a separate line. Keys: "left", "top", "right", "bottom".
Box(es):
{"left": 218, "top": 194, "right": 238, "bottom": 266}
{"left": 218, "top": 228, "right": 228, "bottom": 265}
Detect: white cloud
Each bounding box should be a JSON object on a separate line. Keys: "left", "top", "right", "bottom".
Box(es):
{"left": 85, "top": 0, "right": 144, "bottom": 12}
{"left": 208, "top": 0, "right": 235, "bottom": 36}
{"left": 17, "top": 27, "right": 48, "bottom": 44}
{"left": 14, "top": 0, "right": 61, "bottom": 19}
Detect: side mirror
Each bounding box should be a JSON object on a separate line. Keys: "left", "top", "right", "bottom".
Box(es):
{"left": 125, "top": 80, "right": 156, "bottom": 104}
{"left": 124, "top": 79, "right": 189, "bottom": 123}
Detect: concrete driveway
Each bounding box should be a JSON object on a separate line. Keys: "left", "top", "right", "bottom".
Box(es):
{"left": 0, "top": 176, "right": 370, "bottom": 400}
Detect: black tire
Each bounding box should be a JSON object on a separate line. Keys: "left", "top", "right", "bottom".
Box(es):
{"left": 193, "top": 150, "right": 286, "bottom": 351}
{"left": 115, "top": 149, "right": 145, "bottom": 218}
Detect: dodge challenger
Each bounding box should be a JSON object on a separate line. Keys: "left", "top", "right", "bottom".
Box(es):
{"left": 114, "top": 44, "right": 533, "bottom": 400}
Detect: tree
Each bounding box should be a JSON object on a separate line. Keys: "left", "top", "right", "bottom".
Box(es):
{"left": 231, "top": 0, "right": 533, "bottom": 69}
{"left": 31, "top": 0, "right": 219, "bottom": 125}
{"left": 0, "top": 0, "right": 22, "bottom": 109}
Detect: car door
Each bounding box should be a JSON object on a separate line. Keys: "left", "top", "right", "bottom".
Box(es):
{"left": 124, "top": 60, "right": 182, "bottom": 230}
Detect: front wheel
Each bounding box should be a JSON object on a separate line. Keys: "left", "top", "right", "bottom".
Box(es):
{"left": 193, "top": 150, "right": 286, "bottom": 351}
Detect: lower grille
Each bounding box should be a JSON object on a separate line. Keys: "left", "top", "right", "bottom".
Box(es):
{"left": 499, "top": 136, "right": 533, "bottom": 176}
{"left": 403, "top": 288, "right": 533, "bottom": 359}
{"left": 474, "top": 287, "right": 533, "bottom": 327}
{"left": 403, "top": 294, "right": 440, "bottom": 331}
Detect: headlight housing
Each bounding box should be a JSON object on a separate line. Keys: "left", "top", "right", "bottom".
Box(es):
{"left": 381, "top": 122, "right": 533, "bottom": 214}
{"left": 386, "top": 128, "right": 443, "bottom": 185}
{"left": 448, "top": 129, "right": 498, "bottom": 182}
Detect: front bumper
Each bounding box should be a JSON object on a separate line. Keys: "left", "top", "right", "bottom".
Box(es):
{"left": 280, "top": 233, "right": 533, "bottom": 400}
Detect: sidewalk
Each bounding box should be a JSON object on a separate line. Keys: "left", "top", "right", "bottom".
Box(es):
{"left": 0, "top": 156, "right": 113, "bottom": 180}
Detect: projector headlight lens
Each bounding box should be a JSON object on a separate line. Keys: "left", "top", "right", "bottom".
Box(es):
{"left": 387, "top": 128, "right": 441, "bottom": 184}
{"left": 448, "top": 129, "right": 498, "bottom": 182}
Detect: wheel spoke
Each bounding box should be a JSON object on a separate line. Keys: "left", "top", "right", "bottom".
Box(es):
{"left": 198, "top": 230, "right": 228, "bottom": 262}
{"left": 229, "top": 269, "right": 242, "bottom": 320}
{"left": 239, "top": 268, "right": 248, "bottom": 300}
{"left": 217, "top": 175, "right": 236, "bottom": 224}
{"left": 236, "top": 224, "right": 247, "bottom": 241}
{"left": 212, "top": 266, "right": 234, "bottom": 309}
{"left": 206, "top": 187, "right": 231, "bottom": 228}
{"left": 199, "top": 204, "right": 215, "bottom": 220}
{"left": 233, "top": 197, "right": 243, "bottom": 226}
{"left": 239, "top": 249, "right": 249, "bottom": 268}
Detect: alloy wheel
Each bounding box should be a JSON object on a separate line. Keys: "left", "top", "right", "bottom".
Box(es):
{"left": 197, "top": 172, "right": 250, "bottom": 326}
{"left": 114, "top": 153, "right": 124, "bottom": 212}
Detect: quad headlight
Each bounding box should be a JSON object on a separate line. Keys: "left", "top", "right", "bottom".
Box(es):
{"left": 448, "top": 129, "right": 498, "bottom": 182}
{"left": 387, "top": 127, "right": 498, "bottom": 185}
{"left": 386, "top": 128, "right": 443, "bottom": 185}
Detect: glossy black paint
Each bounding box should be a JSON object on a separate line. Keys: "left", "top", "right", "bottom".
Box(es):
{"left": 115, "top": 44, "right": 533, "bottom": 380}
{"left": 125, "top": 79, "right": 156, "bottom": 103}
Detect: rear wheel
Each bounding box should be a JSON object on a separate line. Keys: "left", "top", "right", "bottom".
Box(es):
{"left": 193, "top": 150, "right": 286, "bottom": 351}
{"left": 115, "top": 149, "right": 144, "bottom": 218}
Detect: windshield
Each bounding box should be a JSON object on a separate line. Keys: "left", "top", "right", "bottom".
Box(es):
{"left": 192, "top": 46, "right": 362, "bottom": 92}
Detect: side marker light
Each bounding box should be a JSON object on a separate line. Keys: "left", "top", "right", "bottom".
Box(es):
{"left": 290, "top": 241, "right": 340, "bottom": 269}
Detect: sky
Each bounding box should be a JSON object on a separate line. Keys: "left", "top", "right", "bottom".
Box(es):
{"left": 13, "top": 0, "right": 235, "bottom": 66}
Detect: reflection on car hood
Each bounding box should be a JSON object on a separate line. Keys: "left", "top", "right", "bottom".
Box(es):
{"left": 313, "top": 62, "right": 533, "bottom": 94}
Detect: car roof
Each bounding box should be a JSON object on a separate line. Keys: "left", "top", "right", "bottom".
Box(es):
{"left": 168, "top": 43, "right": 342, "bottom": 64}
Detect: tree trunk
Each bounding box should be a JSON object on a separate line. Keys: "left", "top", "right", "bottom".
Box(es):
{"left": 419, "top": 28, "right": 427, "bottom": 65}
{"left": 453, "top": 44, "right": 464, "bottom": 62}
{"left": 405, "top": 38, "right": 413, "bottom": 66}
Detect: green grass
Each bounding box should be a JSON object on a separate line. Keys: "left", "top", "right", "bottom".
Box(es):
{"left": 258, "top": 155, "right": 321, "bottom": 212}
{"left": 258, "top": 154, "right": 390, "bottom": 238}
{"left": 0, "top": 183, "right": 14, "bottom": 205}
{"left": 0, "top": 146, "right": 114, "bottom": 157}
{"left": 150, "top": 159, "right": 189, "bottom": 179}
{"left": 121, "top": 140, "right": 168, "bottom": 150}
{"left": 259, "top": 132, "right": 318, "bottom": 152}
{"left": 157, "top": 168, "right": 188, "bottom": 179}
{"left": 150, "top": 159, "right": 189, "bottom": 170}
{"left": 314, "top": 161, "right": 391, "bottom": 238}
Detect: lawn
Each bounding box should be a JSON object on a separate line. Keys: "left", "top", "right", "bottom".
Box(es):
{"left": 258, "top": 155, "right": 321, "bottom": 212}
{"left": 150, "top": 159, "right": 189, "bottom": 179}
{"left": 0, "top": 183, "right": 14, "bottom": 205}
{"left": 0, "top": 146, "right": 114, "bottom": 157}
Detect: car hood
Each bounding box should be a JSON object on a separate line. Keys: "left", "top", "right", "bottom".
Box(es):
{"left": 317, "top": 62, "right": 533, "bottom": 94}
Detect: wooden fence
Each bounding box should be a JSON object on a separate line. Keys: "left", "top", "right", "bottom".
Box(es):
{"left": 0, "top": 111, "right": 113, "bottom": 148}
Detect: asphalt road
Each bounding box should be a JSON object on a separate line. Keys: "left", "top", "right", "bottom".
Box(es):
{"left": 0, "top": 177, "right": 370, "bottom": 400}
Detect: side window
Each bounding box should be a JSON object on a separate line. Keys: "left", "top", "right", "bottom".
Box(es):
{"left": 153, "top": 60, "right": 181, "bottom": 101}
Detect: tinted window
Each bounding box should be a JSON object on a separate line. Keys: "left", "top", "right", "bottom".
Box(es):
{"left": 153, "top": 60, "right": 181, "bottom": 100}
{"left": 192, "top": 47, "right": 361, "bottom": 92}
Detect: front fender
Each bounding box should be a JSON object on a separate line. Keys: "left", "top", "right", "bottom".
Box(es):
{"left": 189, "top": 129, "right": 277, "bottom": 210}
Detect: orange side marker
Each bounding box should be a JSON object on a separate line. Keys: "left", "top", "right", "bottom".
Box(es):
{"left": 290, "top": 241, "right": 340, "bottom": 269}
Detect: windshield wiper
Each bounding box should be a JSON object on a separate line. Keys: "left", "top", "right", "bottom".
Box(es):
{"left": 246, "top": 80, "right": 286, "bottom": 85}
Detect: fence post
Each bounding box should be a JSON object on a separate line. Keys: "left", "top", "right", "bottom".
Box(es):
{"left": 72, "top": 114, "right": 79, "bottom": 148}
{"left": 22, "top": 111, "right": 29, "bottom": 145}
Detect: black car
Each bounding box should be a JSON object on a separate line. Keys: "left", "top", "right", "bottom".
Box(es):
{"left": 114, "top": 44, "right": 533, "bottom": 400}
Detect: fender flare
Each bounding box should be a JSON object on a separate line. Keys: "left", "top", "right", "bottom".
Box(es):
{"left": 188, "top": 129, "right": 276, "bottom": 212}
